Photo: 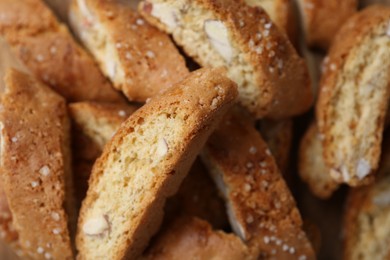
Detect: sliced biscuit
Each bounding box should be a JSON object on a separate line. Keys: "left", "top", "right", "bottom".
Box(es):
{"left": 139, "top": 0, "right": 312, "bottom": 119}
{"left": 69, "top": 0, "right": 189, "bottom": 102}
{"left": 299, "top": 122, "right": 339, "bottom": 199}
{"left": 0, "top": 0, "right": 124, "bottom": 103}
{"left": 76, "top": 68, "right": 237, "bottom": 259}
{"left": 143, "top": 217, "right": 252, "bottom": 260}
{"left": 316, "top": 6, "right": 390, "bottom": 186}
{"left": 201, "top": 112, "right": 315, "bottom": 259}
{"left": 0, "top": 68, "right": 74, "bottom": 259}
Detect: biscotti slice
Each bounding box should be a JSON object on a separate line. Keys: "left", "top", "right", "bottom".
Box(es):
{"left": 139, "top": 0, "right": 312, "bottom": 119}
{"left": 299, "top": 123, "right": 339, "bottom": 199}
{"left": 297, "top": 0, "right": 357, "bottom": 50}
{"left": 243, "top": 0, "right": 297, "bottom": 46}
{"left": 143, "top": 217, "right": 252, "bottom": 260}
{"left": 316, "top": 6, "right": 390, "bottom": 186}
{"left": 69, "top": 102, "right": 139, "bottom": 149}
{"left": 0, "top": 68, "right": 74, "bottom": 259}
{"left": 165, "top": 158, "right": 229, "bottom": 230}
{"left": 76, "top": 68, "right": 237, "bottom": 259}
{"left": 343, "top": 136, "right": 390, "bottom": 260}
{"left": 201, "top": 112, "right": 315, "bottom": 259}
{"left": 257, "top": 118, "right": 293, "bottom": 175}
{"left": 0, "top": 0, "right": 124, "bottom": 103}
{"left": 69, "top": 0, "right": 189, "bottom": 102}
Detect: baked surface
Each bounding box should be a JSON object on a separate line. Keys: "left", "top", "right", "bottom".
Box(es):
{"left": 0, "top": 0, "right": 124, "bottom": 103}
{"left": 76, "top": 68, "right": 237, "bottom": 259}
{"left": 0, "top": 68, "right": 74, "bottom": 259}
{"left": 139, "top": 0, "right": 312, "bottom": 119}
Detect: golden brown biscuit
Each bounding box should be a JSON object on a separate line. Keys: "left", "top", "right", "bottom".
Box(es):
{"left": 316, "top": 6, "right": 390, "bottom": 186}
{"left": 201, "top": 112, "right": 315, "bottom": 259}
{"left": 70, "top": 0, "right": 189, "bottom": 102}
{"left": 139, "top": 0, "right": 313, "bottom": 119}
{"left": 76, "top": 68, "right": 237, "bottom": 259}
{"left": 143, "top": 217, "right": 252, "bottom": 260}
{"left": 165, "top": 159, "right": 229, "bottom": 230}
{"left": 297, "top": 0, "right": 358, "bottom": 50}
{"left": 299, "top": 122, "right": 339, "bottom": 199}
{"left": 0, "top": 69, "right": 74, "bottom": 259}
{"left": 343, "top": 136, "right": 390, "bottom": 260}
{"left": 0, "top": 0, "right": 124, "bottom": 103}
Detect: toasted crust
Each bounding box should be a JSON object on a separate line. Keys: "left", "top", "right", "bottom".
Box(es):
{"left": 360, "top": 0, "right": 390, "bottom": 8}
{"left": 297, "top": 0, "right": 357, "bottom": 50}
{"left": 76, "top": 68, "right": 237, "bottom": 259}
{"left": 343, "top": 136, "right": 390, "bottom": 260}
{"left": 0, "top": 0, "right": 124, "bottom": 103}
{"left": 316, "top": 6, "right": 390, "bottom": 186}
{"left": 139, "top": 0, "right": 312, "bottom": 119}
{"left": 165, "top": 158, "right": 229, "bottom": 230}
{"left": 257, "top": 118, "right": 293, "bottom": 174}
{"left": 69, "top": 102, "right": 139, "bottom": 149}
{"left": 0, "top": 69, "right": 74, "bottom": 259}
{"left": 298, "top": 122, "right": 339, "bottom": 199}
{"left": 69, "top": 0, "right": 189, "bottom": 102}
{"left": 243, "top": 0, "right": 298, "bottom": 47}
{"left": 201, "top": 112, "right": 315, "bottom": 259}
{"left": 143, "top": 217, "right": 252, "bottom": 260}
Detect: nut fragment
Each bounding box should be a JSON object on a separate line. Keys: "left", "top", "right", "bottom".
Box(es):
{"left": 150, "top": 2, "right": 179, "bottom": 30}
{"left": 204, "top": 20, "right": 233, "bottom": 63}
{"left": 156, "top": 138, "right": 168, "bottom": 157}
{"left": 82, "top": 215, "right": 109, "bottom": 236}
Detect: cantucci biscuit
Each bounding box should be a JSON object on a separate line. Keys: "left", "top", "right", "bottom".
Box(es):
{"left": 316, "top": 6, "right": 390, "bottom": 186}
{"left": 69, "top": 0, "right": 189, "bottom": 102}
{"left": 143, "top": 217, "right": 252, "bottom": 260}
{"left": 297, "top": 0, "right": 357, "bottom": 50}
{"left": 0, "top": 68, "right": 74, "bottom": 259}
{"left": 139, "top": 0, "right": 313, "bottom": 119}
{"left": 201, "top": 112, "right": 315, "bottom": 259}
{"left": 299, "top": 122, "right": 339, "bottom": 199}
{"left": 76, "top": 68, "right": 237, "bottom": 259}
{"left": 343, "top": 136, "right": 390, "bottom": 260}
{"left": 0, "top": 0, "right": 124, "bottom": 103}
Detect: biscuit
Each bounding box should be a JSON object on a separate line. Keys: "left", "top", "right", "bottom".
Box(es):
{"left": 139, "top": 0, "right": 313, "bottom": 119}
{"left": 0, "top": 0, "right": 125, "bottom": 103}
{"left": 316, "top": 6, "right": 390, "bottom": 186}
{"left": 298, "top": 122, "right": 339, "bottom": 199}
{"left": 243, "top": 0, "right": 297, "bottom": 46}
{"left": 343, "top": 136, "right": 390, "bottom": 260}
{"left": 297, "top": 0, "right": 358, "bottom": 50}
{"left": 69, "top": 0, "right": 189, "bottom": 102}
{"left": 143, "top": 217, "right": 252, "bottom": 260}
{"left": 164, "top": 158, "right": 229, "bottom": 230}
{"left": 257, "top": 118, "right": 293, "bottom": 174}
{"left": 0, "top": 68, "right": 74, "bottom": 259}
{"left": 76, "top": 68, "right": 237, "bottom": 259}
{"left": 201, "top": 112, "right": 315, "bottom": 259}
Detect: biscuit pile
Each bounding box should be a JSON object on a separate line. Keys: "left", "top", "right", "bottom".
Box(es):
{"left": 0, "top": 0, "right": 388, "bottom": 259}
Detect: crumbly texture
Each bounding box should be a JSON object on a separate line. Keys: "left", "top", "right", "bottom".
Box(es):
{"left": 257, "top": 118, "right": 292, "bottom": 175}
{"left": 76, "top": 68, "right": 237, "bottom": 260}
{"left": 0, "top": 0, "right": 124, "bottom": 103}
{"left": 69, "top": 101, "right": 139, "bottom": 149}
{"left": 242, "top": 0, "right": 298, "bottom": 47}
{"left": 164, "top": 158, "right": 229, "bottom": 230}
{"left": 139, "top": 0, "right": 312, "bottom": 119}
{"left": 343, "top": 136, "right": 390, "bottom": 260}
{"left": 0, "top": 69, "right": 74, "bottom": 259}
{"left": 69, "top": 101, "right": 138, "bottom": 210}
{"left": 298, "top": 123, "right": 339, "bottom": 199}
{"left": 316, "top": 6, "right": 390, "bottom": 186}
{"left": 297, "top": 0, "right": 357, "bottom": 50}
{"left": 201, "top": 112, "right": 315, "bottom": 259}
{"left": 69, "top": 0, "right": 189, "bottom": 102}
{"left": 143, "top": 217, "right": 252, "bottom": 260}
